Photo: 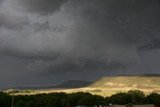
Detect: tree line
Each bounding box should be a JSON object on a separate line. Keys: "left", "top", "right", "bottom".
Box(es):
{"left": 0, "top": 90, "right": 160, "bottom": 107}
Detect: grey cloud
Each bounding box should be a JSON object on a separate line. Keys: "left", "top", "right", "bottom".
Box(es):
{"left": 0, "top": 0, "right": 160, "bottom": 76}
{"left": 138, "top": 39, "right": 160, "bottom": 51}
{"left": 0, "top": 13, "right": 27, "bottom": 29}
{"left": 26, "top": 58, "right": 127, "bottom": 75}
{"left": 6, "top": 0, "right": 67, "bottom": 14}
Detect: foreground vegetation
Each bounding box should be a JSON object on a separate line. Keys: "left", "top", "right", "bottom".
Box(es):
{"left": 0, "top": 90, "right": 160, "bottom": 107}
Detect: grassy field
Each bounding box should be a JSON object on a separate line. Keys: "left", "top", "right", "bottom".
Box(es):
{"left": 7, "top": 86, "right": 160, "bottom": 97}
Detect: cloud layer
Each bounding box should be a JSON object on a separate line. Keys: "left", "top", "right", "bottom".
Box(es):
{"left": 0, "top": 0, "right": 160, "bottom": 86}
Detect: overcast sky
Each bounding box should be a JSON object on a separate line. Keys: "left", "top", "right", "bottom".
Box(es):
{"left": 0, "top": 0, "right": 160, "bottom": 88}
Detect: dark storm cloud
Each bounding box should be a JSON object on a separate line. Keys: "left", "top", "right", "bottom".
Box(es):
{"left": 138, "top": 39, "right": 160, "bottom": 51}
{"left": 5, "top": 0, "right": 67, "bottom": 15}
{"left": 0, "top": 12, "right": 27, "bottom": 29}
{"left": 0, "top": 0, "right": 160, "bottom": 87}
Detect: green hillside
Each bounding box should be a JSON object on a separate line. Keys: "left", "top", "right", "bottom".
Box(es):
{"left": 89, "top": 75, "right": 160, "bottom": 90}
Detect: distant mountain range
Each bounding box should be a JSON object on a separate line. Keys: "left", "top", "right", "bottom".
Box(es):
{"left": 3, "top": 80, "right": 92, "bottom": 90}
{"left": 2, "top": 74, "right": 160, "bottom": 92}
{"left": 55, "top": 80, "right": 91, "bottom": 88}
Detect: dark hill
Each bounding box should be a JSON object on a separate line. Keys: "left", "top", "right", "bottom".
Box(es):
{"left": 55, "top": 80, "right": 91, "bottom": 88}
{"left": 4, "top": 80, "right": 91, "bottom": 90}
